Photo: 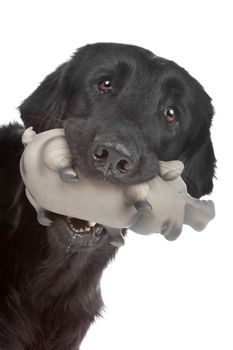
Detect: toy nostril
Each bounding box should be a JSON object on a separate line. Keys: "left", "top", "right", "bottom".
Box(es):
{"left": 116, "top": 159, "right": 131, "bottom": 173}
{"left": 93, "top": 148, "right": 109, "bottom": 161}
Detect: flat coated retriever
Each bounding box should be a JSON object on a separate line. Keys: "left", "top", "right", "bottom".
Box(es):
{"left": 0, "top": 43, "right": 216, "bottom": 349}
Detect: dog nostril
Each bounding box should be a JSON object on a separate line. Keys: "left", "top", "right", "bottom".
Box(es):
{"left": 92, "top": 142, "right": 135, "bottom": 177}
{"left": 116, "top": 159, "right": 131, "bottom": 173}
{"left": 93, "top": 148, "right": 109, "bottom": 161}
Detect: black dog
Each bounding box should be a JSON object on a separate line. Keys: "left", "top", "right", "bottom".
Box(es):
{"left": 0, "top": 43, "right": 216, "bottom": 349}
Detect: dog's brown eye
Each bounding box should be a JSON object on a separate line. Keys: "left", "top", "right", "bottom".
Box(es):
{"left": 98, "top": 79, "right": 112, "bottom": 93}
{"left": 164, "top": 107, "right": 177, "bottom": 123}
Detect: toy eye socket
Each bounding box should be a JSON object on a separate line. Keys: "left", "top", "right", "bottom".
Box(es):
{"left": 98, "top": 79, "right": 112, "bottom": 93}
{"left": 164, "top": 107, "right": 177, "bottom": 123}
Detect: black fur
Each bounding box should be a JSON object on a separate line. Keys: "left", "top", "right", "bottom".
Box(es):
{"left": 0, "top": 43, "right": 216, "bottom": 349}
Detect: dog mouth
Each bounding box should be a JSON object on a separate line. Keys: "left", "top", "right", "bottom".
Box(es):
{"left": 64, "top": 216, "right": 106, "bottom": 248}
{"left": 49, "top": 213, "right": 124, "bottom": 251}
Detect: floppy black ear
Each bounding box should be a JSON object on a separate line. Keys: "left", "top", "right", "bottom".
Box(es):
{"left": 19, "top": 62, "right": 69, "bottom": 133}
{"left": 179, "top": 89, "right": 216, "bottom": 199}
{"left": 180, "top": 135, "right": 216, "bottom": 198}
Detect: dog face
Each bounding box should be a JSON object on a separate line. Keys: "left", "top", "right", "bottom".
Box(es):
{"left": 20, "top": 42, "right": 216, "bottom": 197}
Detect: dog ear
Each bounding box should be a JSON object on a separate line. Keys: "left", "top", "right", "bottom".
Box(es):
{"left": 180, "top": 135, "right": 216, "bottom": 198}
{"left": 179, "top": 90, "right": 216, "bottom": 199}
{"left": 19, "top": 62, "right": 69, "bottom": 132}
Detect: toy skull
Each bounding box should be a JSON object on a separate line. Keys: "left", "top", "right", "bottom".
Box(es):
{"left": 20, "top": 127, "right": 215, "bottom": 246}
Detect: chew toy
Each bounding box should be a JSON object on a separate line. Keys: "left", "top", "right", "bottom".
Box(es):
{"left": 20, "top": 127, "right": 215, "bottom": 245}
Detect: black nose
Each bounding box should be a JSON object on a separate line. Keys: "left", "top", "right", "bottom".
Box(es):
{"left": 92, "top": 142, "right": 135, "bottom": 178}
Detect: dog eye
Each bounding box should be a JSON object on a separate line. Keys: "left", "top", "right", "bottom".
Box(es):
{"left": 98, "top": 79, "right": 112, "bottom": 93}
{"left": 164, "top": 107, "right": 177, "bottom": 123}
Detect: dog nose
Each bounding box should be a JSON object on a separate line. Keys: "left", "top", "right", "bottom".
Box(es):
{"left": 92, "top": 142, "right": 135, "bottom": 178}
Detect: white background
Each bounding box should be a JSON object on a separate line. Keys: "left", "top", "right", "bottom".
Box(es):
{"left": 0, "top": 1, "right": 232, "bottom": 349}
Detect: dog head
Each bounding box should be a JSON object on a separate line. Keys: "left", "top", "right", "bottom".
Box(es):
{"left": 19, "top": 42, "right": 216, "bottom": 198}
